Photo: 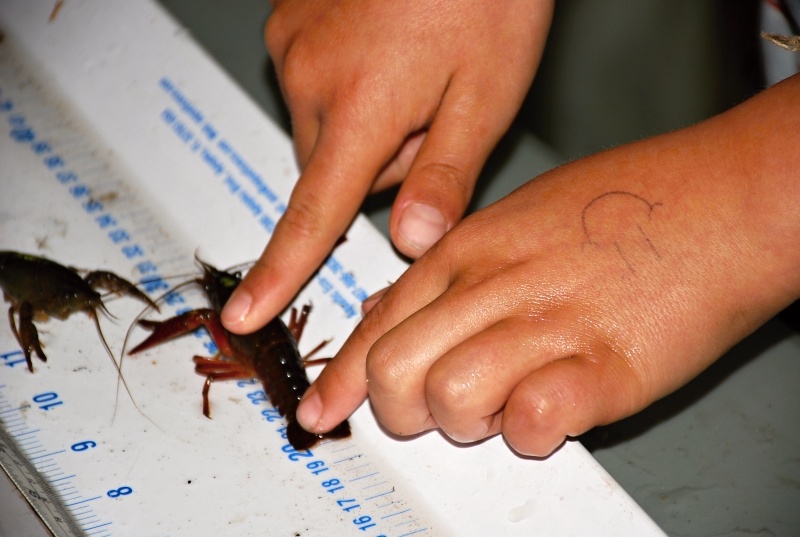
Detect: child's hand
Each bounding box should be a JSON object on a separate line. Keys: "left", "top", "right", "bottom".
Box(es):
{"left": 221, "top": 0, "right": 554, "bottom": 334}
{"left": 296, "top": 75, "right": 800, "bottom": 456}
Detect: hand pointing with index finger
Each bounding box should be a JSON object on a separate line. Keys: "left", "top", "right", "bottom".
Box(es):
{"left": 220, "top": 0, "right": 554, "bottom": 334}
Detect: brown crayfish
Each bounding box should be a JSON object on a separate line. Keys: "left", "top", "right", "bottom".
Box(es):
{"left": 0, "top": 250, "right": 158, "bottom": 372}
{"left": 129, "top": 258, "right": 351, "bottom": 450}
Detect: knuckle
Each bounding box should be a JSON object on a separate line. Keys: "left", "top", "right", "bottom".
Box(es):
{"left": 263, "top": 31, "right": 318, "bottom": 106}
{"left": 263, "top": 14, "right": 280, "bottom": 52}
{"left": 364, "top": 337, "right": 408, "bottom": 397}
{"left": 502, "top": 390, "right": 566, "bottom": 457}
{"left": 278, "top": 194, "right": 327, "bottom": 241}
{"left": 278, "top": 47, "right": 312, "bottom": 100}
{"left": 426, "top": 367, "right": 472, "bottom": 415}
{"left": 415, "top": 161, "right": 473, "bottom": 208}
{"left": 425, "top": 366, "right": 492, "bottom": 443}
{"left": 263, "top": 10, "right": 292, "bottom": 60}
{"left": 364, "top": 338, "right": 431, "bottom": 436}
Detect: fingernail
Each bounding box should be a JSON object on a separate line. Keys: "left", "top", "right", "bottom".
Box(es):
{"left": 296, "top": 389, "right": 322, "bottom": 431}
{"left": 361, "top": 286, "right": 389, "bottom": 315}
{"left": 221, "top": 290, "right": 252, "bottom": 326}
{"left": 398, "top": 203, "right": 448, "bottom": 254}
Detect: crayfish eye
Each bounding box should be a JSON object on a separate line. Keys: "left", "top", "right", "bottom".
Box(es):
{"left": 221, "top": 276, "right": 238, "bottom": 289}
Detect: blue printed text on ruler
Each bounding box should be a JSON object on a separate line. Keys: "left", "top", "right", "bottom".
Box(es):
{"left": 158, "top": 77, "right": 368, "bottom": 319}
{"left": 0, "top": 87, "right": 182, "bottom": 309}
{"left": 238, "top": 378, "right": 430, "bottom": 537}
{"left": 0, "top": 81, "right": 189, "bottom": 537}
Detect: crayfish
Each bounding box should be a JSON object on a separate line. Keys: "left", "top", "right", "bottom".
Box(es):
{"left": 129, "top": 259, "right": 351, "bottom": 450}
{"left": 0, "top": 250, "right": 158, "bottom": 373}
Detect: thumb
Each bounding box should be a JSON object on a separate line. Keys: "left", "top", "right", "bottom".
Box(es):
{"left": 389, "top": 89, "right": 516, "bottom": 259}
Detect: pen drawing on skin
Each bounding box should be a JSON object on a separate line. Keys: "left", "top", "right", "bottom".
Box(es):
{"left": 581, "top": 191, "right": 662, "bottom": 274}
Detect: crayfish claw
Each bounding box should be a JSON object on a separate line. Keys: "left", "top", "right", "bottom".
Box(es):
{"left": 85, "top": 271, "right": 160, "bottom": 312}
{"left": 136, "top": 319, "right": 163, "bottom": 330}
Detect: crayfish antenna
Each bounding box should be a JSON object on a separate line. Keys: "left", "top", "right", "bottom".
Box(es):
{"left": 114, "top": 277, "right": 200, "bottom": 425}
{"left": 89, "top": 310, "right": 162, "bottom": 432}
{"left": 96, "top": 301, "right": 120, "bottom": 322}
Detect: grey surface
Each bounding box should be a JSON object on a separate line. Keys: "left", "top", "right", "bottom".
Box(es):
{"left": 147, "top": 2, "right": 800, "bottom": 536}
{"left": 522, "top": 1, "right": 763, "bottom": 163}
{"left": 585, "top": 321, "right": 800, "bottom": 537}
{"left": 0, "top": 468, "right": 49, "bottom": 537}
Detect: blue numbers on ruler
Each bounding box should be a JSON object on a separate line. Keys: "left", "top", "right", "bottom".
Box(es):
{"left": 32, "top": 391, "right": 63, "bottom": 411}
{"left": 306, "top": 460, "right": 329, "bottom": 476}
{"left": 239, "top": 383, "right": 285, "bottom": 423}
{"left": 321, "top": 478, "right": 344, "bottom": 494}
{"left": 278, "top": 429, "right": 382, "bottom": 535}
{"left": 236, "top": 377, "right": 384, "bottom": 535}
{"left": 68, "top": 443, "right": 136, "bottom": 502}
{"left": 0, "top": 84, "right": 180, "bottom": 307}
{"left": 107, "top": 486, "right": 133, "bottom": 499}
{"left": 0, "top": 349, "right": 26, "bottom": 368}
{"left": 352, "top": 515, "right": 377, "bottom": 532}
{"left": 261, "top": 407, "right": 282, "bottom": 422}
{"left": 246, "top": 390, "right": 269, "bottom": 406}
{"left": 279, "top": 439, "right": 313, "bottom": 462}
{"left": 71, "top": 440, "right": 98, "bottom": 452}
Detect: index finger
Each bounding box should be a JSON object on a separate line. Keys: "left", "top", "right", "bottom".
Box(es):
{"left": 295, "top": 252, "right": 451, "bottom": 434}
{"left": 220, "top": 121, "right": 399, "bottom": 334}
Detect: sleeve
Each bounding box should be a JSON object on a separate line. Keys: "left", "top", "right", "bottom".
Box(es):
{"left": 761, "top": 0, "right": 800, "bottom": 84}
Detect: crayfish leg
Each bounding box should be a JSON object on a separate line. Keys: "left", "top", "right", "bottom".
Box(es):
{"left": 288, "top": 304, "right": 312, "bottom": 342}
{"left": 9, "top": 303, "right": 47, "bottom": 372}
{"left": 287, "top": 304, "right": 331, "bottom": 364}
{"left": 194, "top": 360, "right": 252, "bottom": 418}
{"left": 192, "top": 355, "right": 249, "bottom": 376}
{"left": 192, "top": 356, "right": 253, "bottom": 419}
{"left": 302, "top": 339, "right": 331, "bottom": 365}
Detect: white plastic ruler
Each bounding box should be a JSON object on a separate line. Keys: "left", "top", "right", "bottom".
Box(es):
{"left": 0, "top": 2, "right": 665, "bottom": 536}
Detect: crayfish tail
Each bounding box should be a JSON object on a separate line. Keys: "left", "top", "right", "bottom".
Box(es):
{"left": 287, "top": 420, "right": 319, "bottom": 451}
{"left": 326, "top": 420, "right": 352, "bottom": 441}
{"left": 286, "top": 419, "right": 352, "bottom": 451}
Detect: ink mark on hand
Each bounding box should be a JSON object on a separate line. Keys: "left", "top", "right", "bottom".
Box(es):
{"left": 581, "top": 191, "right": 662, "bottom": 273}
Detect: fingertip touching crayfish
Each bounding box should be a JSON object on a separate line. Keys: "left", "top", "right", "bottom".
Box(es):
{"left": 0, "top": 250, "right": 159, "bottom": 373}
{"left": 128, "top": 258, "right": 351, "bottom": 450}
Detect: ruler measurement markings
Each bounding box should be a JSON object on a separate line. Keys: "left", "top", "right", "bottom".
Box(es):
{"left": 6, "top": 421, "right": 31, "bottom": 432}
{"left": 1, "top": 78, "right": 186, "bottom": 292}
{"left": 1, "top": 23, "right": 443, "bottom": 537}
{"left": 0, "top": 403, "right": 30, "bottom": 415}
{"left": 0, "top": 388, "right": 87, "bottom": 536}
{"left": 326, "top": 443, "right": 434, "bottom": 537}
{"left": 14, "top": 429, "right": 43, "bottom": 439}
{"left": 363, "top": 481, "right": 391, "bottom": 490}
{"left": 0, "top": 44, "right": 187, "bottom": 536}
{"left": 38, "top": 462, "right": 60, "bottom": 473}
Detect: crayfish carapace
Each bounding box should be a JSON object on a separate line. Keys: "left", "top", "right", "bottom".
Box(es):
{"left": 129, "top": 258, "right": 351, "bottom": 450}
{"left": 0, "top": 250, "right": 158, "bottom": 372}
